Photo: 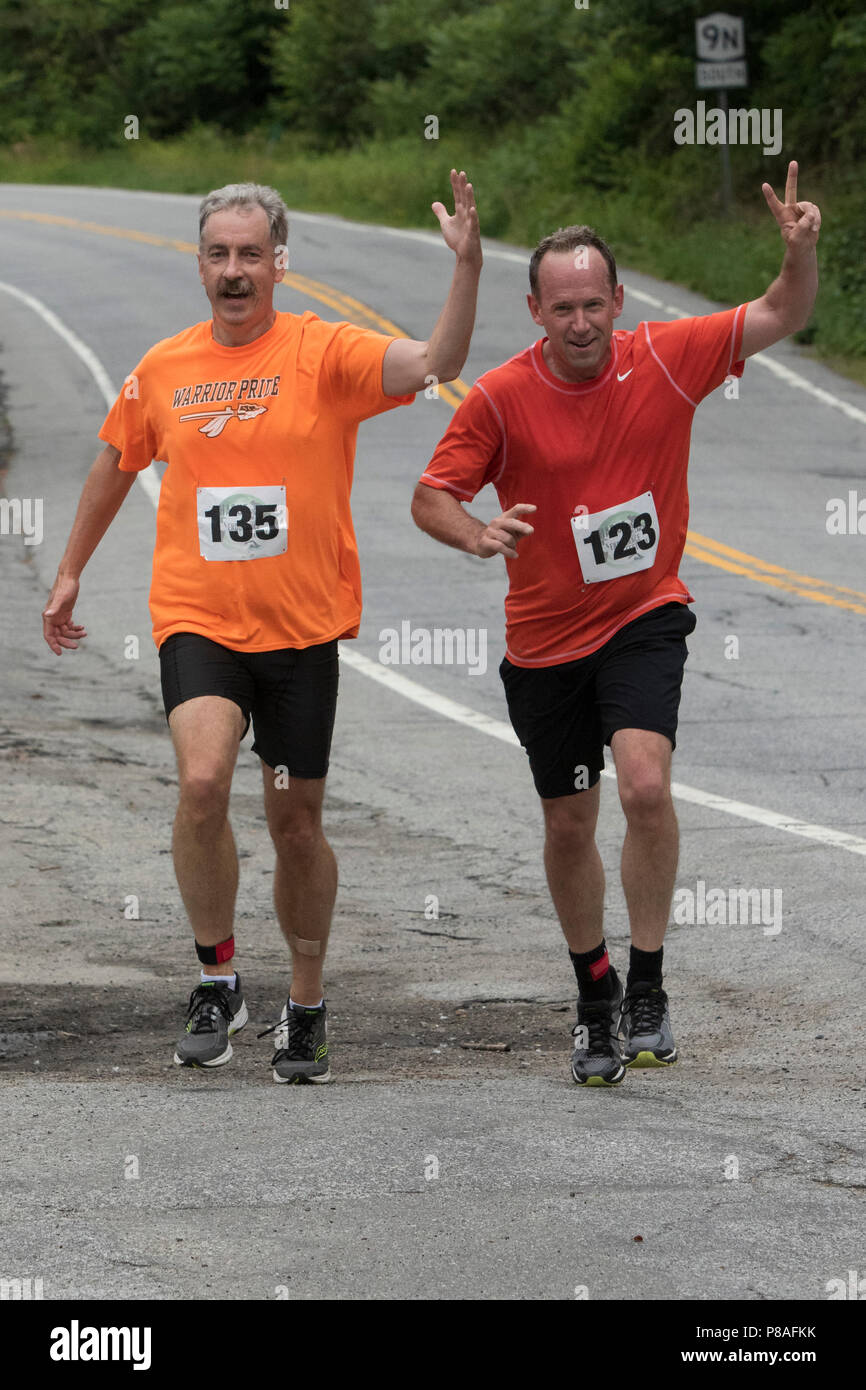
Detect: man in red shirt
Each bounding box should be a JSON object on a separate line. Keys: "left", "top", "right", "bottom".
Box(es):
{"left": 412, "top": 163, "right": 820, "bottom": 1085}
{"left": 42, "top": 172, "right": 482, "bottom": 1084}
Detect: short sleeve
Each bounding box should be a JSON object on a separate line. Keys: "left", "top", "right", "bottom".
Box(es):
{"left": 322, "top": 322, "right": 415, "bottom": 422}
{"left": 98, "top": 360, "right": 159, "bottom": 472}
{"left": 644, "top": 305, "right": 747, "bottom": 405}
{"left": 418, "top": 383, "right": 504, "bottom": 502}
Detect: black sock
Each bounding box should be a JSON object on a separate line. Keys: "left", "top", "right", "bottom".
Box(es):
{"left": 569, "top": 940, "right": 615, "bottom": 1001}
{"left": 627, "top": 945, "right": 663, "bottom": 990}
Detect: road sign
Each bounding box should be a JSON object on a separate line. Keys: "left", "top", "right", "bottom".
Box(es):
{"left": 694, "top": 14, "right": 747, "bottom": 214}
{"left": 696, "top": 12, "right": 745, "bottom": 61}
{"left": 696, "top": 59, "right": 748, "bottom": 89}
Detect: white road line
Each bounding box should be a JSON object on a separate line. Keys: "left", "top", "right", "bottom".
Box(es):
{"left": 285, "top": 211, "right": 866, "bottom": 426}
{"left": 0, "top": 279, "right": 117, "bottom": 402}
{"left": 339, "top": 650, "right": 866, "bottom": 857}
{"left": 746, "top": 350, "right": 866, "bottom": 424}
{"left": 338, "top": 645, "right": 521, "bottom": 746}
{"left": 4, "top": 278, "right": 866, "bottom": 859}
{"left": 0, "top": 279, "right": 162, "bottom": 508}
{"left": 666, "top": 782, "right": 866, "bottom": 857}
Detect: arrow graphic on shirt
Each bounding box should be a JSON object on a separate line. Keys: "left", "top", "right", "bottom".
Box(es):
{"left": 178, "top": 402, "right": 268, "bottom": 438}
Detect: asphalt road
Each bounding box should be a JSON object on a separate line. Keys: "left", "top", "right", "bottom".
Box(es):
{"left": 0, "top": 184, "right": 864, "bottom": 1304}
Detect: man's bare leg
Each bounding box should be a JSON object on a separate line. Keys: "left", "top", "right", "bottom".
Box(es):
{"left": 543, "top": 780, "right": 624, "bottom": 1085}
{"left": 610, "top": 728, "right": 679, "bottom": 1066}
{"left": 610, "top": 728, "right": 678, "bottom": 951}
{"left": 541, "top": 782, "right": 605, "bottom": 952}
{"left": 261, "top": 765, "right": 337, "bottom": 1006}
{"left": 169, "top": 695, "right": 244, "bottom": 974}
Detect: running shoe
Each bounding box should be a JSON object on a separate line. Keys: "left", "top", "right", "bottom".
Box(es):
{"left": 621, "top": 981, "right": 677, "bottom": 1066}
{"left": 571, "top": 969, "right": 626, "bottom": 1086}
{"left": 259, "top": 1000, "right": 330, "bottom": 1085}
{"left": 173, "top": 974, "right": 248, "bottom": 1068}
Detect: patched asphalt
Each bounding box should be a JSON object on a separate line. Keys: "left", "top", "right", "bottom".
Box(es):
{"left": 0, "top": 185, "right": 864, "bottom": 1303}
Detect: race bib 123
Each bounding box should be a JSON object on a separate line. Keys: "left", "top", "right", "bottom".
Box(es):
{"left": 572, "top": 490, "right": 659, "bottom": 584}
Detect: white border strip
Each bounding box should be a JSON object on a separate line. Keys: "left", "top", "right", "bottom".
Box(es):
{"left": 4, "top": 277, "right": 866, "bottom": 858}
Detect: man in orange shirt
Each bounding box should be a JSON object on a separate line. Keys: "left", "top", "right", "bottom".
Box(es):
{"left": 412, "top": 163, "right": 820, "bottom": 1086}
{"left": 43, "top": 174, "right": 482, "bottom": 1083}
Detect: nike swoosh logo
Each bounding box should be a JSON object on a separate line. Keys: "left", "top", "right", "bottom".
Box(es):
{"left": 617, "top": 369, "right": 633, "bottom": 381}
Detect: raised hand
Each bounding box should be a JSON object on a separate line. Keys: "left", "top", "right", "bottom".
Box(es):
{"left": 431, "top": 169, "right": 482, "bottom": 267}
{"left": 761, "top": 161, "right": 821, "bottom": 251}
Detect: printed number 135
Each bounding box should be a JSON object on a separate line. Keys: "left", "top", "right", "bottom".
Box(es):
{"left": 204, "top": 502, "right": 279, "bottom": 544}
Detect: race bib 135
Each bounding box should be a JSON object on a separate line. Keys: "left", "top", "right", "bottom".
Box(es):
{"left": 197, "top": 485, "right": 288, "bottom": 561}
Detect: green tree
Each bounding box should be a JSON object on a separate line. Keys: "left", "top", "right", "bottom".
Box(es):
{"left": 0, "top": 0, "right": 148, "bottom": 144}
{"left": 420, "top": 0, "right": 589, "bottom": 131}
{"left": 270, "top": 0, "right": 378, "bottom": 146}
{"left": 119, "top": 0, "right": 281, "bottom": 139}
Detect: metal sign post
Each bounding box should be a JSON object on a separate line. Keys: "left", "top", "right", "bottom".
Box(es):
{"left": 695, "top": 13, "right": 748, "bottom": 216}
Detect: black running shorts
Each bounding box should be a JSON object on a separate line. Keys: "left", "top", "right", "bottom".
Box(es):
{"left": 499, "top": 601, "right": 697, "bottom": 799}
{"left": 159, "top": 632, "right": 339, "bottom": 777}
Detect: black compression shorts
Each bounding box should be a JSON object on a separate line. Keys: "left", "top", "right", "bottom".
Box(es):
{"left": 499, "top": 601, "right": 697, "bottom": 799}
{"left": 159, "top": 632, "right": 339, "bottom": 778}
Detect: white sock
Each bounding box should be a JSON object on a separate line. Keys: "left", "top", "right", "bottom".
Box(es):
{"left": 201, "top": 971, "right": 237, "bottom": 990}
{"left": 289, "top": 997, "right": 323, "bottom": 1011}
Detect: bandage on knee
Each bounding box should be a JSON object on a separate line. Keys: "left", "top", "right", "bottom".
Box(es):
{"left": 196, "top": 935, "right": 235, "bottom": 965}
{"left": 289, "top": 935, "right": 321, "bottom": 957}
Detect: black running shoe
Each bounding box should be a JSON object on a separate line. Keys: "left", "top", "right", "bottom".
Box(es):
{"left": 571, "top": 969, "right": 626, "bottom": 1086}
{"left": 258, "top": 1001, "right": 330, "bottom": 1085}
{"left": 173, "top": 975, "right": 248, "bottom": 1068}
{"left": 621, "top": 981, "right": 677, "bottom": 1067}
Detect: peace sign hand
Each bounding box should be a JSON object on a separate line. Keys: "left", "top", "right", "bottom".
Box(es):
{"left": 762, "top": 160, "right": 821, "bottom": 251}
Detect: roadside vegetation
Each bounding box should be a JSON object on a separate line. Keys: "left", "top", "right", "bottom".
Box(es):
{"left": 1, "top": 0, "right": 863, "bottom": 377}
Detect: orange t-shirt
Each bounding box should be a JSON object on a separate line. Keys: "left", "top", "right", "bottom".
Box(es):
{"left": 419, "top": 306, "right": 747, "bottom": 666}
{"left": 100, "top": 311, "right": 413, "bottom": 651}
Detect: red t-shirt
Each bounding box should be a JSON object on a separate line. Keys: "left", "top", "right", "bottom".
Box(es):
{"left": 419, "top": 306, "right": 747, "bottom": 666}
{"left": 100, "top": 311, "right": 413, "bottom": 652}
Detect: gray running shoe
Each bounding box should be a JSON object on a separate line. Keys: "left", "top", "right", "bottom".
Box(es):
{"left": 259, "top": 1001, "right": 330, "bottom": 1085}
{"left": 571, "top": 970, "right": 626, "bottom": 1086}
{"left": 621, "top": 981, "right": 677, "bottom": 1066}
{"left": 173, "top": 975, "right": 248, "bottom": 1068}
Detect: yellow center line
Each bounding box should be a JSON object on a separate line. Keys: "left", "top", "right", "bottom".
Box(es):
{"left": 684, "top": 543, "right": 866, "bottom": 616}
{"left": 280, "top": 271, "right": 467, "bottom": 408}
{"left": 1, "top": 208, "right": 855, "bottom": 612}
{"left": 0, "top": 210, "right": 468, "bottom": 410}
{"left": 687, "top": 529, "right": 866, "bottom": 602}
{"left": 0, "top": 209, "right": 198, "bottom": 255}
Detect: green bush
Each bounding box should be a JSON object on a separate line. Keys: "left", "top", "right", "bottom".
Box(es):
{"left": 1, "top": 0, "right": 862, "bottom": 368}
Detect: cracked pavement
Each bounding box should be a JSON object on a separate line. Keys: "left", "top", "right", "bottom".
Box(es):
{"left": 0, "top": 186, "right": 864, "bottom": 1301}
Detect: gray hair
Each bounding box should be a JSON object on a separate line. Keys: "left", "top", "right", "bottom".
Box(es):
{"left": 198, "top": 183, "right": 289, "bottom": 249}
